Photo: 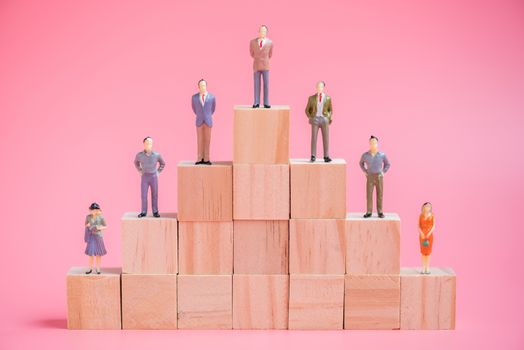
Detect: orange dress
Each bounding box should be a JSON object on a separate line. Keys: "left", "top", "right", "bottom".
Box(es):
{"left": 419, "top": 213, "right": 434, "bottom": 256}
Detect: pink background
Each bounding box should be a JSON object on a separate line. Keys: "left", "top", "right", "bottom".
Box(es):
{"left": 1, "top": 0, "right": 523, "bottom": 348}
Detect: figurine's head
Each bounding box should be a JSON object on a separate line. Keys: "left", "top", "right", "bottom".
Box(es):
{"left": 143, "top": 136, "right": 153, "bottom": 152}
{"left": 198, "top": 79, "right": 207, "bottom": 94}
{"left": 259, "top": 25, "right": 268, "bottom": 39}
{"left": 316, "top": 81, "right": 326, "bottom": 94}
{"left": 89, "top": 202, "right": 101, "bottom": 216}
{"left": 369, "top": 135, "right": 379, "bottom": 152}
{"left": 421, "top": 202, "right": 433, "bottom": 215}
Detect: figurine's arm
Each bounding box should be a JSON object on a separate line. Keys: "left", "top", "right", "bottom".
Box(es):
{"left": 326, "top": 98, "right": 333, "bottom": 123}
{"left": 191, "top": 96, "right": 197, "bottom": 114}
{"left": 85, "top": 216, "right": 91, "bottom": 228}
{"left": 382, "top": 154, "right": 391, "bottom": 173}
{"left": 157, "top": 154, "right": 166, "bottom": 173}
{"left": 359, "top": 154, "right": 368, "bottom": 174}
{"left": 268, "top": 42, "right": 273, "bottom": 58}
{"left": 211, "top": 96, "right": 216, "bottom": 114}
{"left": 249, "top": 41, "right": 254, "bottom": 58}
{"left": 96, "top": 217, "right": 108, "bottom": 231}
{"left": 305, "top": 97, "right": 313, "bottom": 119}
{"left": 427, "top": 217, "right": 435, "bottom": 237}
{"left": 134, "top": 154, "right": 142, "bottom": 174}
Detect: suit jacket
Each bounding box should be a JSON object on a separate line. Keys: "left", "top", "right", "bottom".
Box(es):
{"left": 192, "top": 93, "right": 216, "bottom": 127}
{"left": 305, "top": 94, "right": 333, "bottom": 124}
{"left": 250, "top": 38, "right": 273, "bottom": 71}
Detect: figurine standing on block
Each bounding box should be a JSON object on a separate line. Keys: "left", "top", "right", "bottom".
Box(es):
{"left": 84, "top": 202, "right": 107, "bottom": 274}
{"left": 250, "top": 24, "right": 273, "bottom": 108}
{"left": 191, "top": 79, "right": 216, "bottom": 165}
{"left": 359, "top": 135, "right": 390, "bottom": 218}
{"left": 134, "top": 136, "right": 166, "bottom": 218}
{"left": 419, "top": 202, "right": 435, "bottom": 274}
{"left": 305, "top": 81, "right": 333, "bottom": 162}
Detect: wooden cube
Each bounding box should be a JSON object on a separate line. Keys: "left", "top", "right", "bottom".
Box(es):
{"left": 121, "top": 212, "right": 178, "bottom": 274}
{"left": 233, "top": 163, "right": 289, "bottom": 220}
{"left": 233, "top": 105, "right": 289, "bottom": 164}
{"left": 400, "top": 267, "right": 456, "bottom": 330}
{"left": 344, "top": 274, "right": 400, "bottom": 329}
{"left": 290, "top": 159, "right": 346, "bottom": 219}
{"left": 178, "top": 221, "right": 233, "bottom": 274}
{"left": 121, "top": 274, "right": 177, "bottom": 329}
{"left": 288, "top": 275, "right": 345, "bottom": 330}
{"left": 66, "top": 267, "right": 121, "bottom": 329}
{"left": 345, "top": 213, "right": 400, "bottom": 274}
{"left": 233, "top": 274, "right": 289, "bottom": 329}
{"left": 177, "top": 161, "right": 232, "bottom": 221}
{"left": 289, "top": 219, "right": 345, "bottom": 274}
{"left": 233, "top": 220, "right": 289, "bottom": 274}
{"left": 177, "top": 275, "right": 233, "bottom": 329}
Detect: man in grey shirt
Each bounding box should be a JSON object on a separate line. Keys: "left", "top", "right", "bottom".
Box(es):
{"left": 134, "top": 136, "right": 166, "bottom": 218}
{"left": 359, "top": 135, "right": 390, "bottom": 218}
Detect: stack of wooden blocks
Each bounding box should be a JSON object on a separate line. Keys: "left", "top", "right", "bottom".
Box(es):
{"left": 66, "top": 105, "right": 456, "bottom": 330}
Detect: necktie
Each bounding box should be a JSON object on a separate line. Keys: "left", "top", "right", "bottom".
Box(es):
{"left": 319, "top": 93, "right": 322, "bottom": 103}
{"left": 202, "top": 94, "right": 205, "bottom": 104}
{"left": 259, "top": 39, "right": 263, "bottom": 48}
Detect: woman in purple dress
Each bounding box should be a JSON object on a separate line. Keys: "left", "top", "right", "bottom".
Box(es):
{"left": 84, "top": 202, "right": 107, "bottom": 274}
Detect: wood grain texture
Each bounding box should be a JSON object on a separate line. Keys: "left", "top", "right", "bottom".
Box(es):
{"left": 289, "top": 219, "right": 345, "bottom": 274}
{"left": 290, "top": 159, "right": 346, "bottom": 219}
{"left": 178, "top": 221, "right": 233, "bottom": 274}
{"left": 345, "top": 213, "right": 401, "bottom": 274}
{"left": 400, "top": 267, "right": 456, "bottom": 330}
{"left": 233, "top": 220, "right": 289, "bottom": 274}
{"left": 344, "top": 274, "right": 400, "bottom": 329}
{"left": 233, "top": 163, "right": 290, "bottom": 220}
{"left": 288, "top": 274, "right": 345, "bottom": 330}
{"left": 233, "top": 274, "right": 289, "bottom": 329}
{"left": 233, "top": 105, "right": 290, "bottom": 164}
{"left": 177, "top": 161, "right": 232, "bottom": 221}
{"left": 121, "top": 274, "right": 177, "bottom": 329}
{"left": 121, "top": 212, "right": 178, "bottom": 274}
{"left": 66, "top": 267, "right": 121, "bottom": 329}
{"left": 177, "top": 275, "right": 233, "bottom": 329}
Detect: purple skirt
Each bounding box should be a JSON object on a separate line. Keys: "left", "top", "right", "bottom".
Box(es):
{"left": 85, "top": 233, "right": 107, "bottom": 256}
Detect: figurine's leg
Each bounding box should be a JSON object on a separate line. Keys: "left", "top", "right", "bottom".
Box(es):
{"left": 196, "top": 125, "right": 204, "bottom": 161}
{"left": 321, "top": 121, "right": 329, "bottom": 158}
{"left": 151, "top": 174, "right": 159, "bottom": 214}
{"left": 253, "top": 71, "right": 261, "bottom": 105}
{"left": 88, "top": 255, "right": 93, "bottom": 269}
{"left": 366, "top": 174, "right": 374, "bottom": 214}
{"left": 311, "top": 123, "right": 319, "bottom": 157}
{"left": 203, "top": 124, "right": 211, "bottom": 162}
{"left": 262, "top": 70, "right": 269, "bottom": 106}
{"left": 140, "top": 174, "right": 148, "bottom": 214}
{"left": 377, "top": 174, "right": 384, "bottom": 213}
{"left": 95, "top": 256, "right": 101, "bottom": 271}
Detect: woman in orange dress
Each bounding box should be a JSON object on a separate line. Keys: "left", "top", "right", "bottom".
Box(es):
{"left": 418, "top": 202, "right": 435, "bottom": 274}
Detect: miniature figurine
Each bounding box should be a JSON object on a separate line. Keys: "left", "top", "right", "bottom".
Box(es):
{"left": 191, "top": 79, "right": 216, "bottom": 165}
{"left": 419, "top": 202, "right": 435, "bottom": 274}
{"left": 134, "top": 136, "right": 166, "bottom": 218}
{"left": 305, "top": 81, "right": 333, "bottom": 162}
{"left": 250, "top": 24, "right": 273, "bottom": 108}
{"left": 359, "top": 135, "right": 391, "bottom": 218}
{"left": 84, "top": 202, "right": 107, "bottom": 274}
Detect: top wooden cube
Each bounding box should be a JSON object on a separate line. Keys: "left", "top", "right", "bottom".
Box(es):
{"left": 233, "top": 105, "right": 290, "bottom": 164}
{"left": 177, "top": 161, "right": 233, "bottom": 221}
{"left": 290, "top": 159, "right": 347, "bottom": 219}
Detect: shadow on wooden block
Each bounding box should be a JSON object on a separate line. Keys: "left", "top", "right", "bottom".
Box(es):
{"left": 177, "top": 161, "right": 232, "bottom": 221}
{"left": 121, "top": 212, "right": 178, "bottom": 274}
{"left": 290, "top": 159, "right": 346, "bottom": 219}
{"left": 400, "top": 267, "right": 456, "bottom": 330}
{"left": 233, "top": 163, "right": 290, "bottom": 220}
{"left": 178, "top": 221, "right": 233, "bottom": 274}
{"left": 288, "top": 275, "right": 344, "bottom": 330}
{"left": 233, "top": 274, "right": 289, "bottom": 329}
{"left": 66, "top": 267, "right": 121, "bottom": 329}
{"left": 233, "top": 105, "right": 290, "bottom": 164}
{"left": 233, "top": 220, "right": 289, "bottom": 274}
{"left": 177, "top": 275, "right": 233, "bottom": 329}
{"left": 122, "top": 274, "right": 177, "bottom": 329}
{"left": 344, "top": 274, "right": 400, "bottom": 329}
{"left": 345, "top": 213, "right": 400, "bottom": 274}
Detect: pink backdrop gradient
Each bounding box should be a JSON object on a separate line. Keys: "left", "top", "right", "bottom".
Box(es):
{"left": 1, "top": 0, "right": 523, "bottom": 348}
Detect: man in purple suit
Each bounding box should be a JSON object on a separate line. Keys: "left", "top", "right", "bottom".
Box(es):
{"left": 191, "top": 79, "right": 216, "bottom": 165}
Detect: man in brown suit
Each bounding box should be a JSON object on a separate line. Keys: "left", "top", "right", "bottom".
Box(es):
{"left": 250, "top": 25, "right": 273, "bottom": 108}
{"left": 305, "top": 81, "right": 333, "bottom": 162}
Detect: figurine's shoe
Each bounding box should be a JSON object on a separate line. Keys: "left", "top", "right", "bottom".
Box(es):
{"left": 310, "top": 156, "right": 316, "bottom": 162}
{"left": 138, "top": 212, "right": 147, "bottom": 218}
{"left": 195, "top": 159, "right": 204, "bottom": 165}
{"left": 264, "top": 104, "right": 271, "bottom": 108}
{"left": 378, "top": 212, "right": 385, "bottom": 218}
{"left": 153, "top": 212, "right": 160, "bottom": 218}
{"left": 96, "top": 270, "right": 101, "bottom": 274}
{"left": 324, "top": 157, "right": 332, "bottom": 162}
{"left": 363, "top": 212, "right": 372, "bottom": 218}
{"left": 203, "top": 161, "right": 212, "bottom": 165}
{"left": 85, "top": 269, "right": 92, "bottom": 274}
{"left": 252, "top": 104, "right": 259, "bottom": 108}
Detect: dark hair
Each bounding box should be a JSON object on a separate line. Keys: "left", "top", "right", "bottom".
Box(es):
{"left": 260, "top": 24, "right": 268, "bottom": 31}
{"left": 143, "top": 136, "right": 152, "bottom": 143}
{"left": 421, "top": 202, "right": 433, "bottom": 212}
{"left": 317, "top": 80, "right": 326, "bottom": 87}
{"left": 89, "top": 202, "right": 100, "bottom": 210}
{"left": 198, "top": 79, "right": 207, "bottom": 86}
{"left": 369, "top": 135, "right": 379, "bottom": 142}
